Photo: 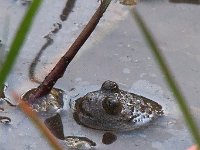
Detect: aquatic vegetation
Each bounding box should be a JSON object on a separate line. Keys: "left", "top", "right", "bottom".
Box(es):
{"left": 131, "top": 8, "right": 200, "bottom": 148}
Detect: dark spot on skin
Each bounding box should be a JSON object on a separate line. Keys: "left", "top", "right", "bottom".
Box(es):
{"left": 102, "top": 97, "right": 122, "bottom": 115}
{"left": 44, "top": 113, "right": 65, "bottom": 140}
{"left": 102, "top": 132, "right": 117, "bottom": 145}
{"left": 127, "top": 116, "right": 135, "bottom": 122}
{"left": 132, "top": 115, "right": 138, "bottom": 118}
{"left": 131, "top": 106, "right": 134, "bottom": 112}
{"left": 148, "top": 110, "right": 152, "bottom": 114}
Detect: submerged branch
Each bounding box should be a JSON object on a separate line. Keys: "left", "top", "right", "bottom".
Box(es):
{"left": 28, "top": 0, "right": 111, "bottom": 104}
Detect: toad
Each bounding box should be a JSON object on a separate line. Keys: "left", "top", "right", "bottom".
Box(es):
{"left": 73, "top": 80, "right": 164, "bottom": 131}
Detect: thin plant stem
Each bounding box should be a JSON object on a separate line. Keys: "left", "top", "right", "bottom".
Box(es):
{"left": 131, "top": 9, "right": 200, "bottom": 147}
{"left": 28, "top": 0, "right": 112, "bottom": 104}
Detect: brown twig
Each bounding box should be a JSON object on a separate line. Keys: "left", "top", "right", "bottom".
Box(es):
{"left": 28, "top": 0, "right": 111, "bottom": 104}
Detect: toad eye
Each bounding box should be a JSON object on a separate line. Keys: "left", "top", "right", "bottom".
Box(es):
{"left": 102, "top": 97, "right": 122, "bottom": 115}
{"left": 101, "top": 80, "right": 119, "bottom": 93}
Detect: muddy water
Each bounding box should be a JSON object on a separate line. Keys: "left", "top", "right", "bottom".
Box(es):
{"left": 0, "top": 0, "right": 200, "bottom": 150}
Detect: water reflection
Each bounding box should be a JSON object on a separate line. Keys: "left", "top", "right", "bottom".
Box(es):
{"left": 44, "top": 113, "right": 65, "bottom": 140}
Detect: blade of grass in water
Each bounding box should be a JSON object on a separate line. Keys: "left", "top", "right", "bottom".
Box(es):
{"left": 0, "top": 0, "right": 42, "bottom": 90}
{"left": 131, "top": 9, "right": 200, "bottom": 147}
{"left": 28, "top": 0, "right": 112, "bottom": 103}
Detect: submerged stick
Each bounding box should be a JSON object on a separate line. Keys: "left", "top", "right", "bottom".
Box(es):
{"left": 28, "top": 0, "right": 111, "bottom": 104}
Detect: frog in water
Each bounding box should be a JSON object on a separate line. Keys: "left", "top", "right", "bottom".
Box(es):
{"left": 73, "top": 80, "right": 164, "bottom": 131}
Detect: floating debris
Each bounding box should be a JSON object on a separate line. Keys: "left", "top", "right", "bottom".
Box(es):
{"left": 119, "top": 0, "right": 137, "bottom": 5}
{"left": 17, "top": 0, "right": 32, "bottom": 5}
{"left": 0, "top": 116, "right": 11, "bottom": 124}
{"left": 0, "top": 84, "right": 16, "bottom": 107}
{"left": 0, "top": 85, "right": 6, "bottom": 100}
{"left": 0, "top": 107, "right": 4, "bottom": 112}
{"left": 102, "top": 132, "right": 117, "bottom": 145}
{"left": 0, "top": 84, "right": 15, "bottom": 124}
{"left": 3, "top": 99, "right": 16, "bottom": 107}
{"left": 73, "top": 80, "right": 163, "bottom": 131}
{"left": 60, "top": 0, "right": 77, "bottom": 21}
{"left": 22, "top": 88, "right": 64, "bottom": 115}
{"left": 44, "top": 113, "right": 65, "bottom": 140}
{"left": 64, "top": 136, "right": 96, "bottom": 150}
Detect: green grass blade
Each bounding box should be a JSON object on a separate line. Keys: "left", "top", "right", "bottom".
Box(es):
{"left": 0, "top": 0, "right": 43, "bottom": 90}
{"left": 131, "top": 9, "right": 200, "bottom": 147}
